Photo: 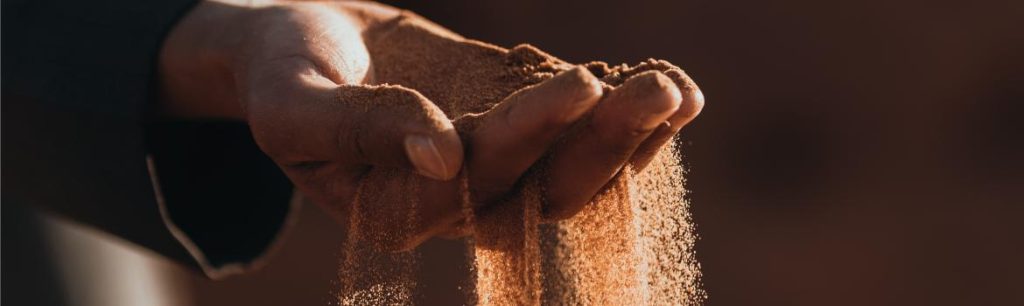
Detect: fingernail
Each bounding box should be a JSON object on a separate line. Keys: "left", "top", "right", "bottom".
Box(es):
{"left": 404, "top": 135, "right": 450, "bottom": 180}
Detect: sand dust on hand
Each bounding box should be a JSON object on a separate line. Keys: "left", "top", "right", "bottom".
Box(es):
{"left": 338, "top": 11, "right": 704, "bottom": 305}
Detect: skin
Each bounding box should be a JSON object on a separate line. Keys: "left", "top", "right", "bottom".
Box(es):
{"left": 159, "top": 0, "right": 704, "bottom": 249}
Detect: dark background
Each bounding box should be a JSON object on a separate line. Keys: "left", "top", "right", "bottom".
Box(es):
{"left": 5, "top": 1, "right": 1022, "bottom": 305}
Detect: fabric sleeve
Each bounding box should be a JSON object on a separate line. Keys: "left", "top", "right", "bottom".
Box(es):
{"left": 2, "top": 0, "right": 297, "bottom": 278}
{"left": 3, "top": 0, "right": 197, "bottom": 120}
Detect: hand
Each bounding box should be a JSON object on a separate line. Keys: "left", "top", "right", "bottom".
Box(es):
{"left": 159, "top": 0, "right": 704, "bottom": 250}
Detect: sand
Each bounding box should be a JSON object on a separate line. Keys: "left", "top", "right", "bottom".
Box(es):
{"left": 338, "top": 11, "right": 703, "bottom": 305}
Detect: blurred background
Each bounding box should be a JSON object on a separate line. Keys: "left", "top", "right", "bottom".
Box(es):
{"left": 5, "top": 0, "right": 1023, "bottom": 305}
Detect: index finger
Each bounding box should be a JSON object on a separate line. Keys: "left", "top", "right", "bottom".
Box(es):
{"left": 464, "top": 66, "right": 603, "bottom": 205}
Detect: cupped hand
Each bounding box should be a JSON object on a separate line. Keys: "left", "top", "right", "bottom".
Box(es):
{"left": 159, "top": 0, "right": 704, "bottom": 250}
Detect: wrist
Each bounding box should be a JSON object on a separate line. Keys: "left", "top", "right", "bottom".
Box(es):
{"left": 157, "top": 0, "right": 399, "bottom": 120}
{"left": 158, "top": 1, "right": 257, "bottom": 119}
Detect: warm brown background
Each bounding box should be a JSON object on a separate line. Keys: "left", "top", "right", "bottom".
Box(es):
{"left": 7, "top": 1, "right": 1021, "bottom": 305}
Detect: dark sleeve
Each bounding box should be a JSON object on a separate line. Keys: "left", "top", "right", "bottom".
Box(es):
{"left": 3, "top": 0, "right": 197, "bottom": 119}
{"left": 2, "top": 0, "right": 296, "bottom": 278}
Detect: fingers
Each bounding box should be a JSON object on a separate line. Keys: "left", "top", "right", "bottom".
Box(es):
{"left": 543, "top": 71, "right": 683, "bottom": 220}
{"left": 399, "top": 67, "right": 602, "bottom": 241}
{"left": 628, "top": 69, "right": 705, "bottom": 169}
{"left": 244, "top": 57, "right": 463, "bottom": 181}
{"left": 466, "top": 66, "right": 603, "bottom": 203}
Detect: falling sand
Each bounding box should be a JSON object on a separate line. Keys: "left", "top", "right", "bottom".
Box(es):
{"left": 337, "top": 11, "right": 703, "bottom": 305}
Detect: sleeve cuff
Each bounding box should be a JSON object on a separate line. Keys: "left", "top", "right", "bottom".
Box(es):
{"left": 146, "top": 121, "right": 296, "bottom": 279}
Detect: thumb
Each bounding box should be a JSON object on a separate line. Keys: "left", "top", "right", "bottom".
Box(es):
{"left": 245, "top": 59, "right": 463, "bottom": 181}
{"left": 334, "top": 84, "right": 464, "bottom": 180}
